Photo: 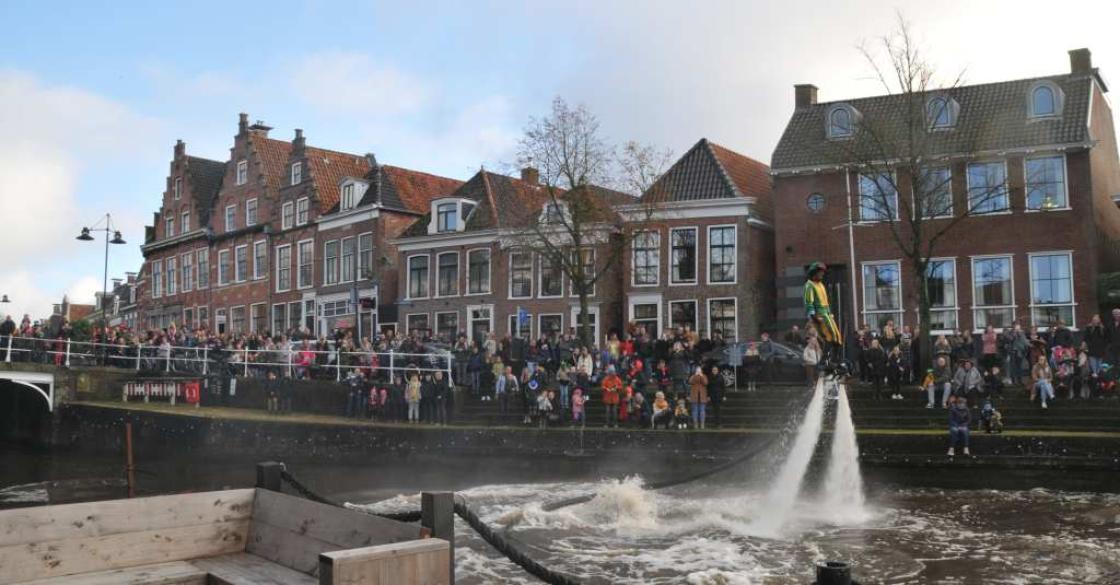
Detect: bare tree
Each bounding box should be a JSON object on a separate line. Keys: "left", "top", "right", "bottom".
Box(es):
{"left": 513, "top": 97, "right": 670, "bottom": 346}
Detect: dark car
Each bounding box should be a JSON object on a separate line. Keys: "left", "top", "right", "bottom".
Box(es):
{"left": 703, "top": 341, "right": 805, "bottom": 384}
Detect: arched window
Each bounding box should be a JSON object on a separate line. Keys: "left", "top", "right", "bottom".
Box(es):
{"left": 927, "top": 97, "right": 952, "bottom": 128}
{"left": 828, "top": 107, "right": 853, "bottom": 138}
{"left": 1032, "top": 86, "right": 1056, "bottom": 117}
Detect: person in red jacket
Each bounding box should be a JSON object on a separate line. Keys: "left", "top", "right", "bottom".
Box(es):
{"left": 600, "top": 366, "right": 623, "bottom": 428}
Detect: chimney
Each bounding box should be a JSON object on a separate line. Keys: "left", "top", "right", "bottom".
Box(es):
{"left": 1070, "top": 48, "right": 1092, "bottom": 75}
{"left": 248, "top": 119, "right": 272, "bottom": 137}
{"left": 293, "top": 128, "right": 305, "bottom": 154}
{"left": 521, "top": 166, "right": 540, "bottom": 185}
{"left": 365, "top": 152, "right": 379, "bottom": 169}
{"left": 795, "top": 84, "right": 819, "bottom": 108}
{"left": 174, "top": 139, "right": 185, "bottom": 158}
{"left": 238, "top": 112, "right": 249, "bottom": 135}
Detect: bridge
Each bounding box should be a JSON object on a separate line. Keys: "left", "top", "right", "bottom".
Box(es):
{"left": 0, "top": 371, "right": 54, "bottom": 412}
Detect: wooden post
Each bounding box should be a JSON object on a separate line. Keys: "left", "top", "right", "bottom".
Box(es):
{"left": 421, "top": 492, "right": 454, "bottom": 584}
{"left": 125, "top": 421, "right": 136, "bottom": 498}
{"left": 256, "top": 461, "right": 285, "bottom": 492}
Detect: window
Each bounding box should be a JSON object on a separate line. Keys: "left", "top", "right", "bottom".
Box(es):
{"left": 253, "top": 240, "right": 266, "bottom": 279}
{"left": 282, "top": 202, "right": 294, "bottom": 230}
{"left": 570, "top": 248, "right": 595, "bottom": 297}
{"left": 291, "top": 162, "right": 302, "bottom": 185}
{"left": 406, "top": 314, "right": 430, "bottom": 337}
{"left": 358, "top": 233, "right": 373, "bottom": 279}
{"left": 972, "top": 255, "right": 1015, "bottom": 329}
{"left": 633, "top": 231, "right": 660, "bottom": 286}
{"left": 340, "top": 237, "right": 355, "bottom": 282}
{"left": 408, "top": 255, "right": 430, "bottom": 298}
{"left": 321, "top": 300, "right": 350, "bottom": 318}
{"left": 670, "top": 228, "right": 697, "bottom": 284}
{"left": 807, "top": 193, "right": 826, "bottom": 213}
{"left": 708, "top": 226, "right": 736, "bottom": 283}
{"left": 288, "top": 302, "right": 302, "bottom": 332}
{"left": 435, "top": 312, "right": 459, "bottom": 341}
{"left": 542, "top": 202, "right": 565, "bottom": 224}
{"left": 920, "top": 167, "right": 953, "bottom": 218}
{"left": 509, "top": 252, "right": 532, "bottom": 298}
{"left": 173, "top": 177, "right": 182, "bottom": 200}
{"left": 273, "top": 304, "right": 287, "bottom": 334}
{"left": 633, "top": 303, "right": 659, "bottom": 338}
{"left": 467, "top": 249, "right": 490, "bottom": 294}
{"left": 181, "top": 210, "right": 190, "bottom": 234}
{"left": 708, "top": 299, "right": 737, "bottom": 340}
{"left": 341, "top": 184, "right": 356, "bottom": 210}
{"left": 927, "top": 97, "right": 956, "bottom": 128}
{"left": 539, "top": 314, "right": 563, "bottom": 336}
{"left": 540, "top": 254, "right": 563, "bottom": 297}
{"left": 669, "top": 300, "right": 697, "bottom": 331}
{"left": 324, "top": 240, "right": 339, "bottom": 285}
{"left": 967, "top": 161, "right": 1009, "bottom": 214}
{"left": 509, "top": 312, "right": 531, "bottom": 339}
{"left": 276, "top": 245, "right": 291, "bottom": 292}
{"left": 218, "top": 250, "right": 231, "bottom": 285}
{"left": 236, "top": 160, "right": 248, "bottom": 185}
{"left": 1031, "top": 85, "right": 1057, "bottom": 117}
{"left": 1025, "top": 155, "right": 1067, "bottom": 210}
{"left": 197, "top": 249, "right": 209, "bottom": 289}
{"left": 828, "top": 106, "right": 853, "bottom": 138}
{"left": 197, "top": 307, "right": 208, "bottom": 329}
{"left": 235, "top": 245, "right": 248, "bottom": 282}
{"left": 225, "top": 205, "right": 236, "bottom": 231}
{"left": 303, "top": 299, "right": 315, "bottom": 332}
{"left": 297, "top": 240, "right": 313, "bottom": 289}
{"left": 859, "top": 173, "right": 898, "bottom": 221}
{"left": 183, "top": 308, "right": 193, "bottom": 329}
{"left": 181, "top": 253, "right": 193, "bottom": 293}
{"left": 1030, "top": 252, "right": 1074, "bottom": 327}
{"left": 166, "top": 258, "right": 177, "bottom": 295}
{"left": 296, "top": 198, "right": 309, "bottom": 225}
{"left": 165, "top": 215, "right": 175, "bottom": 238}
{"left": 152, "top": 260, "right": 163, "bottom": 298}
{"left": 926, "top": 259, "right": 958, "bottom": 331}
{"left": 245, "top": 198, "right": 258, "bottom": 227}
{"left": 215, "top": 309, "right": 226, "bottom": 334}
{"left": 437, "top": 252, "right": 459, "bottom": 296}
{"left": 862, "top": 261, "right": 903, "bottom": 330}
{"left": 436, "top": 203, "right": 457, "bottom": 232}
{"left": 250, "top": 303, "right": 266, "bottom": 333}
{"left": 230, "top": 306, "right": 246, "bottom": 333}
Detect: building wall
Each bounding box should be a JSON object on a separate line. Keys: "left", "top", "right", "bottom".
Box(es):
{"left": 1088, "top": 80, "right": 1120, "bottom": 279}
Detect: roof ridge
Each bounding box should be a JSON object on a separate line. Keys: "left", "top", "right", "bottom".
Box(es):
{"left": 810, "top": 71, "right": 1082, "bottom": 108}
{"left": 480, "top": 171, "right": 500, "bottom": 227}
{"left": 701, "top": 138, "right": 745, "bottom": 199}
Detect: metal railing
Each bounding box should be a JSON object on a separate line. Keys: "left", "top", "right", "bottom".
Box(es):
{"left": 0, "top": 335, "right": 453, "bottom": 383}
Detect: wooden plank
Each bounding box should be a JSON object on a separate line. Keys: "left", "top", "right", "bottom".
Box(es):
{"left": 190, "top": 553, "right": 316, "bottom": 585}
{"left": 15, "top": 560, "right": 207, "bottom": 585}
{"left": 249, "top": 489, "right": 419, "bottom": 553}
{"left": 0, "top": 489, "right": 255, "bottom": 548}
{"left": 318, "top": 539, "right": 450, "bottom": 585}
{"left": 244, "top": 520, "right": 333, "bottom": 576}
{"left": 0, "top": 520, "right": 249, "bottom": 584}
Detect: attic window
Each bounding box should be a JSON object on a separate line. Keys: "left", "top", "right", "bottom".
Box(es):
{"left": 542, "top": 202, "right": 566, "bottom": 224}
{"left": 291, "top": 162, "right": 302, "bottom": 185}
{"left": 827, "top": 105, "right": 855, "bottom": 138}
{"left": 436, "top": 203, "right": 458, "bottom": 232}
{"left": 173, "top": 177, "right": 182, "bottom": 200}
{"left": 1031, "top": 85, "right": 1057, "bottom": 117}
{"left": 341, "top": 184, "right": 356, "bottom": 210}
{"left": 236, "top": 160, "right": 248, "bottom": 185}
{"left": 927, "top": 96, "right": 958, "bottom": 129}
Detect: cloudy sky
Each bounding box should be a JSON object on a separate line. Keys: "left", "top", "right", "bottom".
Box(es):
{"left": 1, "top": 0, "right": 1118, "bottom": 320}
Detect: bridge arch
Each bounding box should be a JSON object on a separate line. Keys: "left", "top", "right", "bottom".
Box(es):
{"left": 0, "top": 372, "right": 54, "bottom": 412}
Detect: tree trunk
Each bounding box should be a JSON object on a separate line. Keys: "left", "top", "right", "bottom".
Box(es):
{"left": 578, "top": 290, "right": 592, "bottom": 348}
{"left": 914, "top": 267, "right": 932, "bottom": 374}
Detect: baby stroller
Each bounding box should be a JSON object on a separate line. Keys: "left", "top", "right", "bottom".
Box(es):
{"left": 980, "top": 400, "right": 1003, "bottom": 434}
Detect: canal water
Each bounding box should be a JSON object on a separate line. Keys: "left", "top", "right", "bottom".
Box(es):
{"left": 2, "top": 444, "right": 1118, "bottom": 584}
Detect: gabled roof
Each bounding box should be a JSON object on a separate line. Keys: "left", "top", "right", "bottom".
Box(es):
{"left": 249, "top": 136, "right": 293, "bottom": 193}
{"left": 771, "top": 73, "right": 1094, "bottom": 171}
{"left": 641, "top": 138, "right": 772, "bottom": 218}
{"left": 185, "top": 156, "right": 225, "bottom": 225}
{"left": 378, "top": 166, "right": 464, "bottom": 213}
{"left": 303, "top": 146, "right": 372, "bottom": 213}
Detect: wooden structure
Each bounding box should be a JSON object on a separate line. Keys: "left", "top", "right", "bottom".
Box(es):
{"left": 0, "top": 487, "right": 451, "bottom": 585}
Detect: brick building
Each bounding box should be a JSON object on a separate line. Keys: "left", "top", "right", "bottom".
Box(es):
{"left": 770, "top": 48, "right": 1120, "bottom": 335}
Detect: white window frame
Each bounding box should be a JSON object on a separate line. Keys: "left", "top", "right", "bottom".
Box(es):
{"left": 152, "top": 259, "right": 163, "bottom": 298}
{"left": 358, "top": 232, "right": 373, "bottom": 279}
{"left": 234, "top": 244, "right": 249, "bottom": 283}
{"left": 253, "top": 240, "right": 267, "bottom": 280}
{"left": 918, "top": 166, "right": 954, "bottom": 219}
{"left": 406, "top": 313, "right": 431, "bottom": 336}
{"left": 296, "top": 197, "right": 309, "bottom": 225}
{"left": 166, "top": 257, "right": 177, "bottom": 296}
{"left": 509, "top": 312, "right": 533, "bottom": 340}
{"left": 323, "top": 239, "right": 339, "bottom": 286}
{"left": 173, "top": 177, "right": 182, "bottom": 200}
{"left": 181, "top": 253, "right": 193, "bottom": 293}
{"left": 245, "top": 198, "right": 258, "bottom": 227}
{"left": 628, "top": 296, "right": 663, "bottom": 338}
{"left": 569, "top": 305, "right": 600, "bottom": 341}
{"left": 407, "top": 254, "right": 430, "bottom": 300}
{"left": 281, "top": 202, "right": 294, "bottom": 230}
{"left": 706, "top": 297, "right": 739, "bottom": 342}
{"left": 275, "top": 244, "right": 292, "bottom": 292}
{"left": 291, "top": 161, "right": 302, "bottom": 185}
{"left": 434, "top": 311, "right": 460, "bottom": 340}
{"left": 165, "top": 215, "right": 175, "bottom": 238}
{"left": 435, "top": 251, "right": 460, "bottom": 298}
{"left": 249, "top": 302, "right": 266, "bottom": 333}
{"left": 667, "top": 299, "right": 699, "bottom": 333}
{"left": 508, "top": 251, "right": 533, "bottom": 300}
{"left": 236, "top": 160, "right": 248, "bottom": 185}
{"left": 196, "top": 249, "right": 209, "bottom": 289}
{"left": 632, "top": 230, "right": 661, "bottom": 287}
{"left": 965, "top": 160, "right": 1011, "bottom": 215}
{"left": 538, "top": 253, "right": 564, "bottom": 299}
{"left": 538, "top": 313, "right": 564, "bottom": 337}
{"left": 341, "top": 184, "right": 356, "bottom": 211}
{"left": 340, "top": 236, "right": 355, "bottom": 283}
{"left": 218, "top": 249, "right": 231, "bottom": 286}
{"left": 1027, "top": 251, "right": 1076, "bottom": 330}
{"left": 970, "top": 254, "right": 1016, "bottom": 333}
{"left": 297, "top": 239, "right": 314, "bottom": 290}
{"left": 858, "top": 172, "right": 899, "bottom": 222}
{"left": 230, "top": 305, "right": 246, "bottom": 334}
{"left": 920, "top": 257, "right": 959, "bottom": 334}
{"left": 224, "top": 205, "right": 236, "bottom": 231}
{"left": 1024, "top": 153, "right": 1071, "bottom": 212}
{"left": 707, "top": 224, "right": 737, "bottom": 285}
{"left": 861, "top": 259, "right": 904, "bottom": 328}
{"left": 466, "top": 248, "right": 491, "bottom": 296}
{"left": 669, "top": 227, "right": 699, "bottom": 285}
{"left": 569, "top": 248, "right": 596, "bottom": 298}
{"left": 436, "top": 202, "right": 458, "bottom": 233}
{"left": 827, "top": 105, "right": 855, "bottom": 139}
{"left": 181, "top": 210, "right": 190, "bottom": 234}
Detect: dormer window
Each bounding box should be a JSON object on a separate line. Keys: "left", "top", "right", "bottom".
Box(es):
{"left": 173, "top": 177, "right": 182, "bottom": 200}
{"left": 436, "top": 202, "right": 458, "bottom": 232}
{"left": 542, "top": 201, "right": 567, "bottom": 224}
{"left": 926, "top": 96, "right": 959, "bottom": 129}
{"left": 1028, "top": 82, "right": 1063, "bottom": 118}
{"left": 341, "top": 184, "right": 356, "bottom": 210}
{"left": 291, "top": 162, "right": 302, "bottom": 185}
{"left": 236, "top": 160, "right": 248, "bottom": 185}
{"left": 827, "top": 105, "right": 856, "bottom": 138}
{"left": 427, "top": 198, "right": 475, "bottom": 234}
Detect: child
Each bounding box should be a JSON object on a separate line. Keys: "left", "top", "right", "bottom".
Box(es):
{"left": 980, "top": 400, "right": 1004, "bottom": 434}
{"left": 406, "top": 373, "right": 422, "bottom": 423}
{"left": 672, "top": 398, "right": 691, "bottom": 430}
{"left": 537, "top": 390, "right": 553, "bottom": 429}
{"left": 651, "top": 391, "right": 671, "bottom": 429}
{"left": 571, "top": 388, "right": 586, "bottom": 427}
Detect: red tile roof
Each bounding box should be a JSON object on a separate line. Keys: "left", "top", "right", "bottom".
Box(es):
{"left": 708, "top": 141, "right": 773, "bottom": 220}
{"left": 381, "top": 166, "right": 465, "bottom": 214}
{"left": 304, "top": 146, "right": 372, "bottom": 213}
{"left": 249, "top": 136, "right": 293, "bottom": 194}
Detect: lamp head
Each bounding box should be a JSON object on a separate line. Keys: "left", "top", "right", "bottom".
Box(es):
{"left": 76, "top": 227, "right": 94, "bottom": 241}
{"left": 110, "top": 231, "right": 126, "bottom": 245}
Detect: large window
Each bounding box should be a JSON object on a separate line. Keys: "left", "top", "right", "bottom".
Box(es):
{"left": 862, "top": 261, "right": 902, "bottom": 329}
{"left": 633, "top": 231, "right": 660, "bottom": 286}
{"left": 570, "top": 248, "right": 595, "bottom": 297}
{"left": 925, "top": 259, "right": 958, "bottom": 331}
{"left": 218, "top": 250, "right": 231, "bottom": 285}
{"left": 435, "top": 312, "right": 459, "bottom": 341}
{"left": 324, "top": 240, "right": 339, "bottom": 285}
{"left": 1029, "top": 252, "right": 1074, "bottom": 327}
{"left": 859, "top": 173, "right": 898, "bottom": 221}
{"left": 406, "top": 313, "right": 430, "bottom": 337}
{"left": 919, "top": 167, "right": 953, "bottom": 218}
{"left": 670, "top": 228, "right": 697, "bottom": 284}
{"left": 340, "top": 237, "right": 355, "bottom": 282}
{"left": 272, "top": 304, "right": 287, "bottom": 335}
{"left": 296, "top": 197, "right": 309, "bottom": 225}
{"left": 708, "top": 226, "right": 736, "bottom": 283}
{"left": 245, "top": 198, "right": 258, "bottom": 226}
{"left": 253, "top": 240, "right": 267, "bottom": 279}
{"left": 165, "top": 215, "right": 174, "bottom": 238}
{"left": 708, "top": 298, "right": 737, "bottom": 340}
{"left": 972, "top": 255, "right": 1015, "bottom": 329}
{"left": 181, "top": 210, "right": 190, "bottom": 234}
{"left": 539, "top": 314, "right": 563, "bottom": 337}
{"left": 152, "top": 260, "right": 163, "bottom": 298}
{"left": 288, "top": 302, "right": 303, "bottom": 332}
{"left": 235, "top": 245, "right": 248, "bottom": 282}
{"left": 436, "top": 203, "right": 457, "bottom": 232}
{"left": 297, "top": 240, "right": 313, "bottom": 289}
{"left": 250, "top": 303, "right": 266, "bottom": 333}
{"left": 632, "top": 303, "right": 659, "bottom": 338}
{"left": 669, "top": 300, "right": 697, "bottom": 332}
{"left": 408, "top": 255, "right": 430, "bottom": 298}
{"left": 276, "top": 245, "right": 291, "bottom": 292}
{"left": 230, "top": 306, "right": 246, "bottom": 333}
{"left": 540, "top": 254, "right": 563, "bottom": 297}
{"left": 437, "top": 252, "right": 459, "bottom": 296}
{"left": 509, "top": 252, "right": 532, "bottom": 298}
{"left": 509, "top": 312, "right": 531, "bottom": 339}
{"left": 358, "top": 233, "right": 373, "bottom": 279}
{"left": 197, "top": 249, "right": 209, "bottom": 289}
{"left": 181, "top": 254, "right": 193, "bottom": 293}
{"left": 467, "top": 249, "right": 490, "bottom": 294}
{"left": 225, "top": 205, "right": 235, "bottom": 231}
{"left": 967, "top": 161, "right": 1009, "bottom": 214}
{"left": 1025, "top": 155, "right": 1067, "bottom": 210}
{"left": 236, "top": 160, "right": 247, "bottom": 185}
{"left": 282, "top": 202, "right": 294, "bottom": 230}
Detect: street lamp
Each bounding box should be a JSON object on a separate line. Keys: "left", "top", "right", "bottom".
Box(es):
{"left": 77, "top": 214, "right": 127, "bottom": 330}
{"left": 1, "top": 295, "right": 9, "bottom": 304}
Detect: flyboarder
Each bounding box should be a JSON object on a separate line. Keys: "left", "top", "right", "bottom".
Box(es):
{"left": 805, "top": 261, "right": 848, "bottom": 384}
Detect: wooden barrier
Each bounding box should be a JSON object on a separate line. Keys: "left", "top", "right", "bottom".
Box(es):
{"left": 319, "top": 539, "right": 451, "bottom": 585}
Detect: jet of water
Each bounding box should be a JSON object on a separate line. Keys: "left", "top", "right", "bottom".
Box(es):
{"left": 822, "top": 383, "right": 867, "bottom": 524}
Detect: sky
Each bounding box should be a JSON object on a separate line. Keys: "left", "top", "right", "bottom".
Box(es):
{"left": 1, "top": 0, "right": 1118, "bottom": 321}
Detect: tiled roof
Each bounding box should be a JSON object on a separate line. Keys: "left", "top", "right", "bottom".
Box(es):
{"left": 303, "top": 146, "right": 371, "bottom": 213}
{"left": 249, "top": 136, "right": 293, "bottom": 193}
{"left": 771, "top": 73, "right": 1094, "bottom": 171}
{"left": 185, "top": 156, "right": 225, "bottom": 225}
{"left": 641, "top": 139, "right": 771, "bottom": 210}
{"left": 379, "top": 166, "right": 464, "bottom": 214}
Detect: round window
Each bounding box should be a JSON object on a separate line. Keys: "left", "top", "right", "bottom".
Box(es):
{"left": 807, "top": 193, "right": 826, "bottom": 213}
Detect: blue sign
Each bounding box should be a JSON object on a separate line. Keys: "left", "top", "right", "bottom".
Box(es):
{"left": 518, "top": 307, "right": 530, "bottom": 326}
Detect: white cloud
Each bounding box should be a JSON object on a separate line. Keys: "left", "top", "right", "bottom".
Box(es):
{"left": 291, "top": 51, "right": 430, "bottom": 115}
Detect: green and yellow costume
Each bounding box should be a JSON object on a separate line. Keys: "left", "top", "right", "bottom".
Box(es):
{"left": 805, "top": 264, "right": 842, "bottom": 346}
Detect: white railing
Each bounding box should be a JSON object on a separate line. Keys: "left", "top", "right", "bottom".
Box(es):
{"left": 0, "top": 335, "right": 453, "bottom": 383}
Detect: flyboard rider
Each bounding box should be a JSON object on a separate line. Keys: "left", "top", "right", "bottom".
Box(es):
{"left": 805, "top": 261, "right": 848, "bottom": 387}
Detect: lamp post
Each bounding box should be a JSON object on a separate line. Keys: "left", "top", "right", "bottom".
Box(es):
{"left": 77, "top": 214, "right": 127, "bottom": 331}
{"left": 1, "top": 295, "right": 9, "bottom": 304}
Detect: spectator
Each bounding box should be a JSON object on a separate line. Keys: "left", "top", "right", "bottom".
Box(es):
{"left": 980, "top": 325, "right": 999, "bottom": 371}
{"left": 688, "top": 366, "right": 709, "bottom": 429}
{"left": 601, "top": 366, "right": 623, "bottom": 428}
{"left": 466, "top": 346, "right": 483, "bottom": 397}
{"left": 265, "top": 370, "right": 280, "bottom": 414}
{"left": 536, "top": 389, "right": 553, "bottom": 429}
{"left": 784, "top": 324, "right": 805, "bottom": 348}
{"left": 983, "top": 366, "right": 1005, "bottom": 403}
{"left": 557, "top": 361, "right": 572, "bottom": 411}
{"left": 495, "top": 365, "right": 516, "bottom": 414}
{"left": 743, "top": 341, "right": 761, "bottom": 392}
{"left": 802, "top": 332, "right": 821, "bottom": 386}
{"left": 431, "top": 371, "right": 450, "bottom": 425}
{"left": 651, "top": 391, "right": 670, "bottom": 429}
{"left": 947, "top": 395, "right": 971, "bottom": 457}
{"left": 886, "top": 345, "right": 905, "bottom": 400}
{"left": 952, "top": 359, "right": 982, "bottom": 408}
{"left": 865, "top": 339, "right": 887, "bottom": 400}
{"left": 672, "top": 398, "right": 690, "bottom": 429}
{"left": 406, "top": 373, "right": 422, "bottom": 423}
{"left": 1050, "top": 320, "right": 1074, "bottom": 352}
{"left": 927, "top": 355, "right": 952, "bottom": 408}
{"left": 1031, "top": 354, "right": 1055, "bottom": 409}
{"left": 980, "top": 400, "right": 1003, "bottom": 434}
{"left": 707, "top": 365, "right": 726, "bottom": 428}
{"left": 571, "top": 387, "right": 586, "bottom": 427}
{"left": 1002, "top": 324, "right": 1028, "bottom": 386}
{"left": 1108, "top": 308, "right": 1120, "bottom": 366}
{"left": 758, "top": 332, "right": 775, "bottom": 384}
{"left": 1084, "top": 314, "right": 1107, "bottom": 376}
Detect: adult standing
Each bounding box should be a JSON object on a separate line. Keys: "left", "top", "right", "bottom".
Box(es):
{"left": 1107, "top": 308, "right": 1120, "bottom": 366}
{"left": 688, "top": 366, "right": 709, "bottom": 430}
{"left": 947, "top": 396, "right": 971, "bottom": 457}
{"left": 600, "top": 366, "right": 623, "bottom": 428}
{"left": 1084, "top": 314, "right": 1108, "bottom": 376}
{"left": 707, "top": 365, "right": 725, "bottom": 428}
{"left": 0, "top": 315, "right": 14, "bottom": 362}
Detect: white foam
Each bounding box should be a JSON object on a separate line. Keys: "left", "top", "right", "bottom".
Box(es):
{"left": 819, "top": 384, "right": 869, "bottom": 525}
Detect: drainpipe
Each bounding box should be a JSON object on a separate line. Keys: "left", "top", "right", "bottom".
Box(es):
{"left": 845, "top": 168, "right": 859, "bottom": 334}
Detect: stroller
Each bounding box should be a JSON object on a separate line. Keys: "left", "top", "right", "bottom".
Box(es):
{"left": 980, "top": 400, "right": 1003, "bottom": 433}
